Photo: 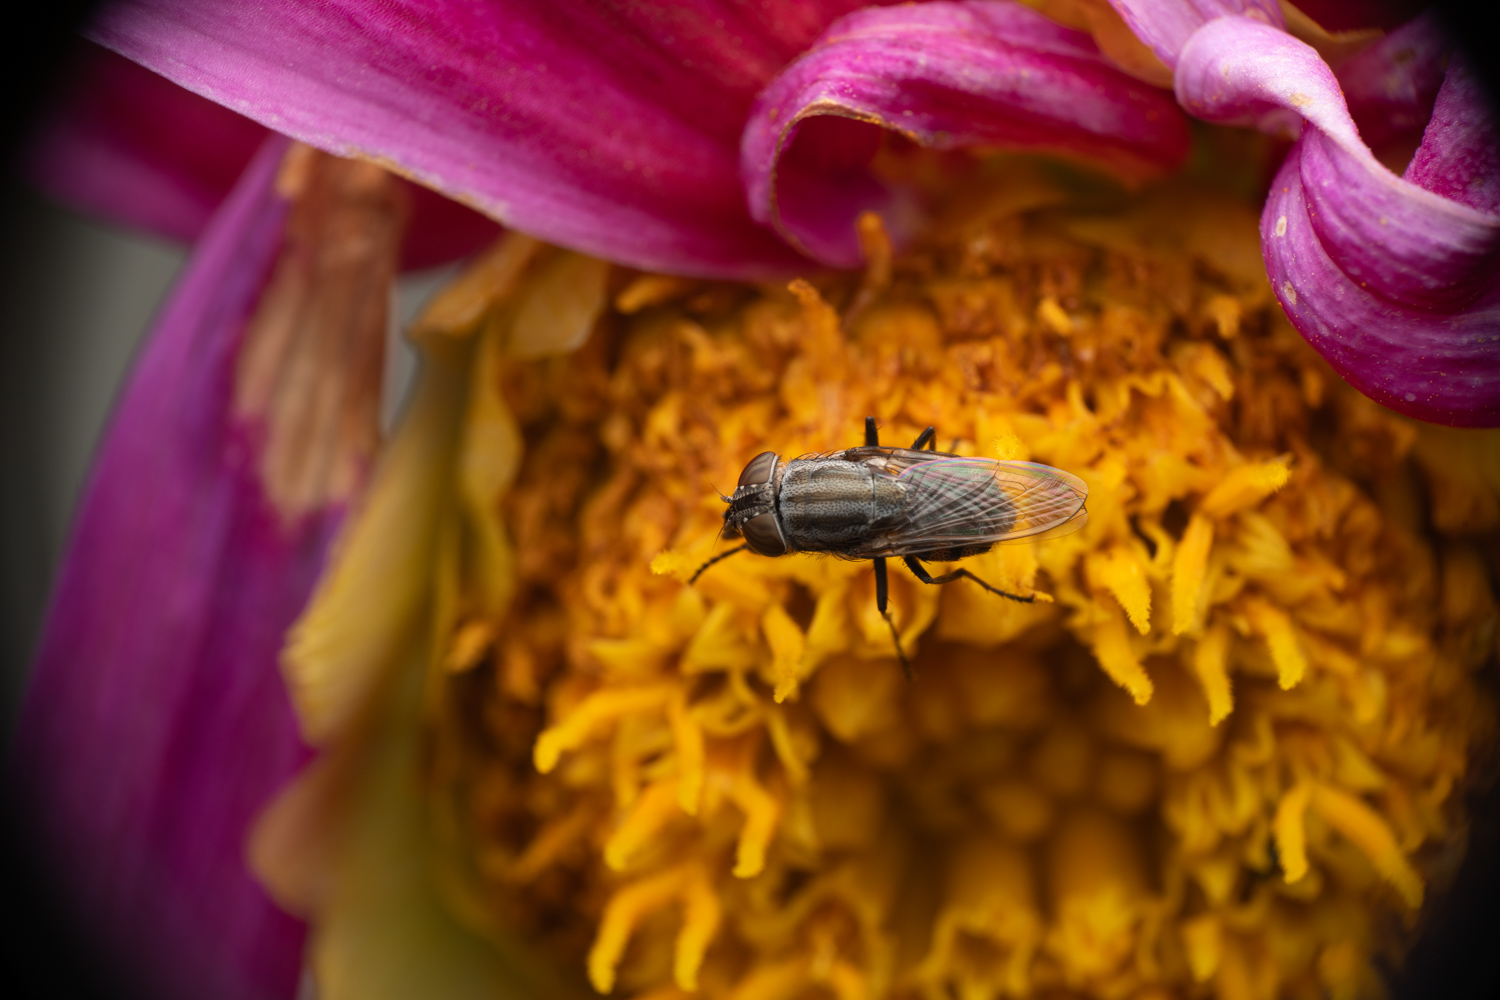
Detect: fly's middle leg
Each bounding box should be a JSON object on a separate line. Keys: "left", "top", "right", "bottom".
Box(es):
{"left": 902, "top": 556, "right": 1035, "bottom": 604}
{"left": 872, "top": 556, "right": 912, "bottom": 679}
{"left": 910, "top": 425, "right": 936, "bottom": 450}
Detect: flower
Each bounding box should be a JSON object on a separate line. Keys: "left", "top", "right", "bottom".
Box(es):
{"left": 367, "top": 172, "right": 1492, "bottom": 1000}
{"left": 14, "top": 2, "right": 1500, "bottom": 1000}
{"left": 55, "top": 0, "right": 1500, "bottom": 424}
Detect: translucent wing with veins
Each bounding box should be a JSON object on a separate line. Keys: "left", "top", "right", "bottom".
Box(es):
{"left": 833, "top": 449, "right": 1088, "bottom": 558}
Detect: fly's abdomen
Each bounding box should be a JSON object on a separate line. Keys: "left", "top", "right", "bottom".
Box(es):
{"left": 777, "top": 459, "right": 904, "bottom": 552}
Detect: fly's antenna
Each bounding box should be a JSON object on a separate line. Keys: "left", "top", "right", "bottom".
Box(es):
{"left": 689, "top": 544, "right": 748, "bottom": 585}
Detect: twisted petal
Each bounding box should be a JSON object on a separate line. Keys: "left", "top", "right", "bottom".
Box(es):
{"left": 1174, "top": 16, "right": 1500, "bottom": 425}
{"left": 91, "top": 0, "right": 897, "bottom": 278}
{"left": 1105, "top": 0, "right": 1283, "bottom": 69}
{"left": 742, "top": 1, "right": 1191, "bottom": 267}
{"left": 12, "top": 137, "right": 403, "bottom": 999}
{"left": 1334, "top": 14, "right": 1449, "bottom": 152}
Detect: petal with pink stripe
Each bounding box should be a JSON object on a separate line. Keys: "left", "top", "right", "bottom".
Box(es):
{"left": 1174, "top": 14, "right": 1500, "bottom": 425}
{"left": 742, "top": 0, "right": 1191, "bottom": 268}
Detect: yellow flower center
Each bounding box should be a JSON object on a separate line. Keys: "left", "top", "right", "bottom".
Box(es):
{"left": 396, "top": 161, "right": 1494, "bottom": 1000}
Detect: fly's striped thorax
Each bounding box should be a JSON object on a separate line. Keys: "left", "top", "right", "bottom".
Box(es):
{"left": 776, "top": 458, "right": 905, "bottom": 552}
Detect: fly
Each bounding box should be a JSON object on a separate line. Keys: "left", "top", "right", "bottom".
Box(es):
{"left": 691, "top": 416, "right": 1089, "bottom": 676}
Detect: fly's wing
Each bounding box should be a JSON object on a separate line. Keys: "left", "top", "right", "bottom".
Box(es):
{"left": 871, "top": 458, "right": 1088, "bottom": 556}
{"left": 841, "top": 445, "right": 958, "bottom": 474}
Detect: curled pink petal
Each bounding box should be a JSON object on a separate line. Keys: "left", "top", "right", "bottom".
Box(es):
{"left": 1335, "top": 13, "right": 1448, "bottom": 152}
{"left": 1176, "top": 16, "right": 1500, "bottom": 426}
{"left": 1404, "top": 56, "right": 1500, "bottom": 216}
{"left": 1105, "top": 0, "right": 1283, "bottom": 69}
{"left": 91, "top": 0, "right": 899, "bottom": 278}
{"left": 12, "top": 134, "right": 405, "bottom": 999}
{"left": 742, "top": 0, "right": 1191, "bottom": 267}
{"left": 1261, "top": 154, "right": 1500, "bottom": 425}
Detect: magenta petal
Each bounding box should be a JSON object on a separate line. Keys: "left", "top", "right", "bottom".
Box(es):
{"left": 12, "top": 135, "right": 319, "bottom": 1000}
{"left": 90, "top": 0, "right": 899, "bottom": 278}
{"left": 742, "top": 1, "right": 1191, "bottom": 268}
{"left": 1262, "top": 153, "right": 1500, "bottom": 425}
{"left": 1177, "top": 15, "right": 1500, "bottom": 426}
{"left": 1404, "top": 58, "right": 1500, "bottom": 216}
{"left": 26, "top": 41, "right": 497, "bottom": 269}
{"left": 1335, "top": 14, "right": 1448, "bottom": 153}
{"left": 25, "top": 42, "right": 269, "bottom": 243}
{"left": 1105, "top": 0, "right": 1283, "bottom": 69}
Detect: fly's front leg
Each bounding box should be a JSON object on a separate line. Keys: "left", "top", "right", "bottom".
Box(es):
{"left": 689, "top": 544, "right": 748, "bottom": 584}
{"left": 873, "top": 557, "right": 912, "bottom": 679}
{"left": 902, "top": 556, "right": 1035, "bottom": 604}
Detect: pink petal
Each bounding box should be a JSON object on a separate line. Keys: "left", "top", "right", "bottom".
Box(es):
{"left": 741, "top": 1, "right": 1191, "bottom": 268}
{"left": 1105, "top": 0, "right": 1283, "bottom": 69}
{"left": 26, "top": 41, "right": 499, "bottom": 270}
{"left": 1404, "top": 56, "right": 1500, "bottom": 216}
{"left": 12, "top": 136, "right": 342, "bottom": 1000}
{"left": 1177, "top": 15, "right": 1500, "bottom": 426}
{"left": 25, "top": 43, "right": 268, "bottom": 243}
{"left": 91, "top": 0, "right": 900, "bottom": 278}
{"left": 1290, "top": 0, "right": 1429, "bottom": 32}
{"left": 1334, "top": 13, "right": 1448, "bottom": 153}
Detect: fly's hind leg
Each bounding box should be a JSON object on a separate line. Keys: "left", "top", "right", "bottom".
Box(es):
{"left": 865, "top": 415, "right": 880, "bottom": 447}
{"left": 910, "top": 425, "right": 936, "bottom": 450}
{"left": 902, "top": 556, "right": 1035, "bottom": 604}
{"left": 873, "top": 557, "right": 912, "bottom": 679}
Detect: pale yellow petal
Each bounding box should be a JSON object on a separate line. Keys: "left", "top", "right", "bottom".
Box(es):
{"left": 1200, "top": 456, "right": 1291, "bottom": 518}
{"left": 1273, "top": 782, "right": 1313, "bottom": 884}
{"left": 458, "top": 319, "right": 522, "bottom": 617}
{"left": 668, "top": 694, "right": 706, "bottom": 816}
{"left": 1190, "top": 622, "right": 1233, "bottom": 725}
{"left": 1311, "top": 784, "right": 1424, "bottom": 909}
{"left": 410, "top": 233, "right": 540, "bottom": 340}
{"left": 1171, "top": 513, "right": 1214, "bottom": 634}
{"left": 1087, "top": 545, "right": 1151, "bottom": 634}
{"left": 675, "top": 870, "right": 722, "bottom": 991}
{"left": 1243, "top": 596, "right": 1307, "bottom": 690}
{"left": 588, "top": 867, "right": 692, "bottom": 994}
{"left": 730, "top": 761, "right": 781, "bottom": 878}
{"left": 534, "top": 685, "right": 676, "bottom": 774}
{"left": 1089, "top": 603, "right": 1154, "bottom": 704}
{"left": 507, "top": 250, "right": 610, "bottom": 358}
{"left": 1179, "top": 913, "right": 1221, "bottom": 982}
{"left": 763, "top": 602, "right": 808, "bottom": 703}
{"left": 282, "top": 337, "right": 469, "bottom": 746}
{"left": 604, "top": 779, "right": 681, "bottom": 871}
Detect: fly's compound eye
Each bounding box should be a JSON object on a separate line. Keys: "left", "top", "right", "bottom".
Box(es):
{"left": 737, "top": 451, "right": 779, "bottom": 488}
{"left": 741, "top": 512, "right": 787, "bottom": 557}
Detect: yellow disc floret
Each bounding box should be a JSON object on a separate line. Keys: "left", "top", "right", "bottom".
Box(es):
{"left": 425, "top": 167, "right": 1498, "bottom": 1000}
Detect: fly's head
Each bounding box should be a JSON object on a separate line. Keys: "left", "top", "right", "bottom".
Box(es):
{"left": 722, "top": 450, "right": 787, "bottom": 556}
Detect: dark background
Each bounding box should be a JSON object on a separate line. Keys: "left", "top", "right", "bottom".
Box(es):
{"left": 1, "top": 2, "right": 1496, "bottom": 998}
